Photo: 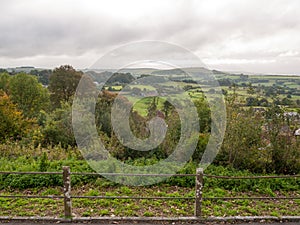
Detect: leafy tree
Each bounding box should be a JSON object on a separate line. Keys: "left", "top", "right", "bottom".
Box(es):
{"left": 30, "top": 69, "right": 52, "bottom": 85}
{"left": 147, "top": 97, "right": 158, "bottom": 118}
{"left": 246, "top": 97, "right": 259, "bottom": 106}
{"left": 281, "top": 97, "right": 293, "bottom": 106}
{"left": 95, "top": 91, "right": 118, "bottom": 136}
{"left": 218, "top": 78, "right": 232, "bottom": 86}
{"left": 221, "top": 89, "right": 228, "bottom": 96}
{"left": 216, "top": 104, "right": 264, "bottom": 172}
{"left": 265, "top": 86, "right": 278, "bottom": 98}
{"left": 41, "top": 102, "right": 75, "bottom": 147}
{"left": 194, "top": 96, "right": 211, "bottom": 133}
{"left": 247, "top": 83, "right": 255, "bottom": 95}
{"left": 239, "top": 74, "right": 249, "bottom": 80}
{"left": 49, "top": 65, "right": 82, "bottom": 108}
{"left": 163, "top": 100, "right": 173, "bottom": 119}
{"left": 0, "top": 91, "right": 34, "bottom": 142}
{"left": 158, "top": 106, "right": 181, "bottom": 158}
{"left": 9, "top": 73, "right": 50, "bottom": 118}
{"left": 0, "top": 72, "right": 10, "bottom": 92}
{"left": 106, "top": 72, "right": 135, "bottom": 84}
{"left": 259, "top": 98, "right": 269, "bottom": 107}
{"left": 263, "top": 104, "right": 300, "bottom": 174}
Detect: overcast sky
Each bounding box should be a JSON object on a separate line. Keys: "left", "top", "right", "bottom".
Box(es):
{"left": 1, "top": 0, "right": 300, "bottom": 74}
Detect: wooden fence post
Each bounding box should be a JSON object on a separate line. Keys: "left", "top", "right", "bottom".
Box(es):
{"left": 63, "top": 166, "right": 72, "bottom": 218}
{"left": 195, "top": 168, "right": 203, "bottom": 217}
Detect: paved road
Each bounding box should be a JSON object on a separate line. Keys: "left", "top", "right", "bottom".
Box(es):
{"left": 0, "top": 223, "right": 299, "bottom": 225}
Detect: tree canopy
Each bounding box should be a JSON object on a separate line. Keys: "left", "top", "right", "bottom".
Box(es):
{"left": 9, "top": 73, "right": 50, "bottom": 118}
{"left": 49, "top": 65, "right": 83, "bottom": 109}
{"left": 0, "top": 91, "right": 35, "bottom": 142}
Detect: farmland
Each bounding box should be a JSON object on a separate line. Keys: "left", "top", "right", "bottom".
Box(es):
{"left": 103, "top": 69, "right": 300, "bottom": 114}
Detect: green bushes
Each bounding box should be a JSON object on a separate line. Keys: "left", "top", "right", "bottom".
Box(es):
{"left": 0, "top": 153, "right": 298, "bottom": 193}
{"left": 204, "top": 165, "right": 300, "bottom": 192}
{"left": 167, "top": 164, "right": 300, "bottom": 193}
{"left": 0, "top": 157, "right": 97, "bottom": 190}
{"left": 0, "top": 174, "right": 62, "bottom": 189}
{"left": 217, "top": 104, "right": 300, "bottom": 175}
{"left": 40, "top": 103, "right": 76, "bottom": 148}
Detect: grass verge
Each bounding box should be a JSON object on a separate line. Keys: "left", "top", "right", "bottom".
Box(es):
{"left": 0, "top": 184, "right": 299, "bottom": 218}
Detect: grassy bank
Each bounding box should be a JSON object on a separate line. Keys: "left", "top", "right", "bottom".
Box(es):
{"left": 0, "top": 184, "right": 299, "bottom": 217}
{"left": 0, "top": 144, "right": 299, "bottom": 218}
{"left": 0, "top": 154, "right": 300, "bottom": 192}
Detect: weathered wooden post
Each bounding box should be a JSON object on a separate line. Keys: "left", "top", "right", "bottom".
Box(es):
{"left": 195, "top": 168, "right": 204, "bottom": 217}
{"left": 63, "top": 166, "right": 72, "bottom": 218}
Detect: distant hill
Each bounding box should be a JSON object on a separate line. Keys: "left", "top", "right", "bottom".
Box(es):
{"left": 82, "top": 68, "right": 159, "bottom": 77}
{"left": 3, "top": 66, "right": 300, "bottom": 77}
{"left": 150, "top": 67, "right": 212, "bottom": 76}
{"left": 117, "top": 68, "right": 159, "bottom": 76}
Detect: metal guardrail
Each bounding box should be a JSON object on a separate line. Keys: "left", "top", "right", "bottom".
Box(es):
{"left": 0, "top": 167, "right": 299, "bottom": 218}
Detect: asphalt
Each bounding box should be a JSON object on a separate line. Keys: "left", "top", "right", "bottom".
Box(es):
{"left": 0, "top": 223, "right": 299, "bottom": 225}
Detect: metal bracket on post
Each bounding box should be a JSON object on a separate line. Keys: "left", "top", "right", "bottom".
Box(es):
{"left": 195, "top": 168, "right": 204, "bottom": 218}
{"left": 63, "top": 166, "right": 72, "bottom": 218}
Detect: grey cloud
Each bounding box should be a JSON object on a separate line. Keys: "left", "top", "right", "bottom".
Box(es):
{"left": 0, "top": 14, "right": 143, "bottom": 57}
{"left": 0, "top": 0, "right": 300, "bottom": 73}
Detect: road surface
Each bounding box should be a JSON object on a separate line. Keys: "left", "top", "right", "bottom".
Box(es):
{"left": 0, "top": 223, "right": 299, "bottom": 225}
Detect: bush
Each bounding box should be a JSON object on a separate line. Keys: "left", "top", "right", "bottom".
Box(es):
{"left": 41, "top": 102, "right": 76, "bottom": 148}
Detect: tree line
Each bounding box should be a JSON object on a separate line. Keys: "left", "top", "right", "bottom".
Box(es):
{"left": 0, "top": 65, "right": 299, "bottom": 175}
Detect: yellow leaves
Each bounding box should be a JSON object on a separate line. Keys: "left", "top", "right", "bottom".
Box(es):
{"left": 0, "top": 91, "right": 36, "bottom": 142}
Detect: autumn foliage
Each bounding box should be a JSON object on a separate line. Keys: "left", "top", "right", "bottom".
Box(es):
{"left": 0, "top": 91, "right": 35, "bottom": 142}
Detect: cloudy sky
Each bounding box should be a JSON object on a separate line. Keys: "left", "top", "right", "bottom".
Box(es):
{"left": 1, "top": 0, "right": 300, "bottom": 74}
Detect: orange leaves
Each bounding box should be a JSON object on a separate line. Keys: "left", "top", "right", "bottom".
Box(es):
{"left": 0, "top": 91, "right": 36, "bottom": 142}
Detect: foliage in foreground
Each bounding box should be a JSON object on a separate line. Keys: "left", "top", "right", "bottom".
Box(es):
{"left": 0, "top": 152, "right": 299, "bottom": 192}
{"left": 1, "top": 185, "right": 300, "bottom": 218}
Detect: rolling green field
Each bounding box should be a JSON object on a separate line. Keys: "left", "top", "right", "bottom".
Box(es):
{"left": 96, "top": 73, "right": 300, "bottom": 138}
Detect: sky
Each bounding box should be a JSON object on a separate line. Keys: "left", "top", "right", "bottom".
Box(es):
{"left": 0, "top": 0, "right": 300, "bottom": 74}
